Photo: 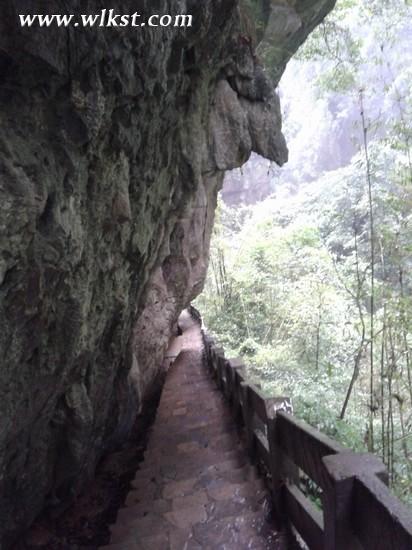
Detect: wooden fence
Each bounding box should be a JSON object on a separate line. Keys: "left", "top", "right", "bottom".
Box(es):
{"left": 202, "top": 333, "right": 412, "bottom": 550}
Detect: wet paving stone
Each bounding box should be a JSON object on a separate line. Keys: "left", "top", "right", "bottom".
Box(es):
{"left": 100, "top": 311, "right": 289, "bottom": 549}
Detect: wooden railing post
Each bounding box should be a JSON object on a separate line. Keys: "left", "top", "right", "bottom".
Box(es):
{"left": 215, "top": 348, "right": 225, "bottom": 390}
{"left": 202, "top": 334, "right": 215, "bottom": 376}
{"left": 216, "top": 353, "right": 226, "bottom": 394}
{"left": 322, "top": 452, "right": 387, "bottom": 550}
{"left": 266, "top": 400, "right": 298, "bottom": 520}
{"left": 210, "top": 345, "right": 224, "bottom": 381}
{"left": 202, "top": 333, "right": 212, "bottom": 362}
{"left": 240, "top": 382, "right": 256, "bottom": 461}
{"left": 351, "top": 471, "right": 412, "bottom": 549}
{"left": 227, "top": 357, "right": 245, "bottom": 423}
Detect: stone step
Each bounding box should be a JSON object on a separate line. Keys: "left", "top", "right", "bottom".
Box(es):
{"left": 150, "top": 410, "right": 236, "bottom": 437}
{"left": 146, "top": 421, "right": 240, "bottom": 449}
{"left": 161, "top": 375, "right": 207, "bottom": 382}
{"left": 153, "top": 431, "right": 243, "bottom": 455}
{"left": 122, "top": 476, "right": 265, "bottom": 519}
{"left": 144, "top": 437, "right": 240, "bottom": 458}
{"left": 110, "top": 507, "right": 272, "bottom": 545}
{"left": 160, "top": 375, "right": 216, "bottom": 386}
{"left": 105, "top": 526, "right": 202, "bottom": 550}
{"left": 118, "top": 476, "right": 266, "bottom": 525}
{"left": 104, "top": 531, "right": 170, "bottom": 549}
{"left": 130, "top": 462, "right": 259, "bottom": 499}
{"left": 133, "top": 449, "right": 246, "bottom": 482}
{"left": 155, "top": 409, "right": 226, "bottom": 425}
{"left": 157, "top": 393, "right": 225, "bottom": 409}
{"left": 159, "top": 388, "right": 221, "bottom": 403}
{"left": 119, "top": 497, "right": 171, "bottom": 522}
{"left": 100, "top": 541, "right": 139, "bottom": 549}
{"left": 117, "top": 491, "right": 208, "bottom": 528}
{"left": 162, "top": 382, "right": 214, "bottom": 390}
{"left": 132, "top": 454, "right": 250, "bottom": 486}
{"left": 109, "top": 512, "right": 170, "bottom": 543}
{"left": 162, "top": 374, "right": 213, "bottom": 383}
{"left": 148, "top": 414, "right": 236, "bottom": 437}
{"left": 146, "top": 431, "right": 242, "bottom": 452}
{"left": 191, "top": 509, "right": 280, "bottom": 548}
{"left": 108, "top": 508, "right": 283, "bottom": 549}
{"left": 205, "top": 477, "right": 265, "bottom": 499}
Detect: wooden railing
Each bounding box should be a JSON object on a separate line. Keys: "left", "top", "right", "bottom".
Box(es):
{"left": 202, "top": 332, "right": 412, "bottom": 550}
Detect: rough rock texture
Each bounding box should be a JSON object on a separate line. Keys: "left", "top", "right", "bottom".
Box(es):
{"left": 0, "top": 0, "right": 335, "bottom": 547}
{"left": 244, "top": 0, "right": 337, "bottom": 84}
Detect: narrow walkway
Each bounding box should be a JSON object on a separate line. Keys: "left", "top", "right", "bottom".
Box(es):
{"left": 102, "top": 312, "right": 288, "bottom": 549}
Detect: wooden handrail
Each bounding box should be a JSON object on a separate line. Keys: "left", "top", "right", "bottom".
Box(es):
{"left": 352, "top": 472, "right": 412, "bottom": 548}
{"left": 202, "top": 331, "right": 412, "bottom": 550}
{"left": 276, "top": 411, "right": 344, "bottom": 489}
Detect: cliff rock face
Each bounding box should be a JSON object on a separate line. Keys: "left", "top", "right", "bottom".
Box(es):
{"left": 0, "top": 0, "right": 335, "bottom": 546}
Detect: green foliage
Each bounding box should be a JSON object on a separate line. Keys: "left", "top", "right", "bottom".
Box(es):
{"left": 295, "top": 0, "right": 412, "bottom": 99}
{"left": 196, "top": 142, "right": 412, "bottom": 505}
{"left": 196, "top": 0, "right": 412, "bottom": 507}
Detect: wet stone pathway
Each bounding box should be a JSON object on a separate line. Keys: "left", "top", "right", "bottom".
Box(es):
{"left": 101, "top": 312, "right": 288, "bottom": 549}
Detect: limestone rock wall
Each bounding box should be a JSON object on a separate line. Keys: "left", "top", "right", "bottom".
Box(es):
{"left": 0, "top": 0, "right": 335, "bottom": 546}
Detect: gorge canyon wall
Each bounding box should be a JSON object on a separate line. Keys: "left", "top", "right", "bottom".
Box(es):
{"left": 0, "top": 0, "right": 335, "bottom": 546}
